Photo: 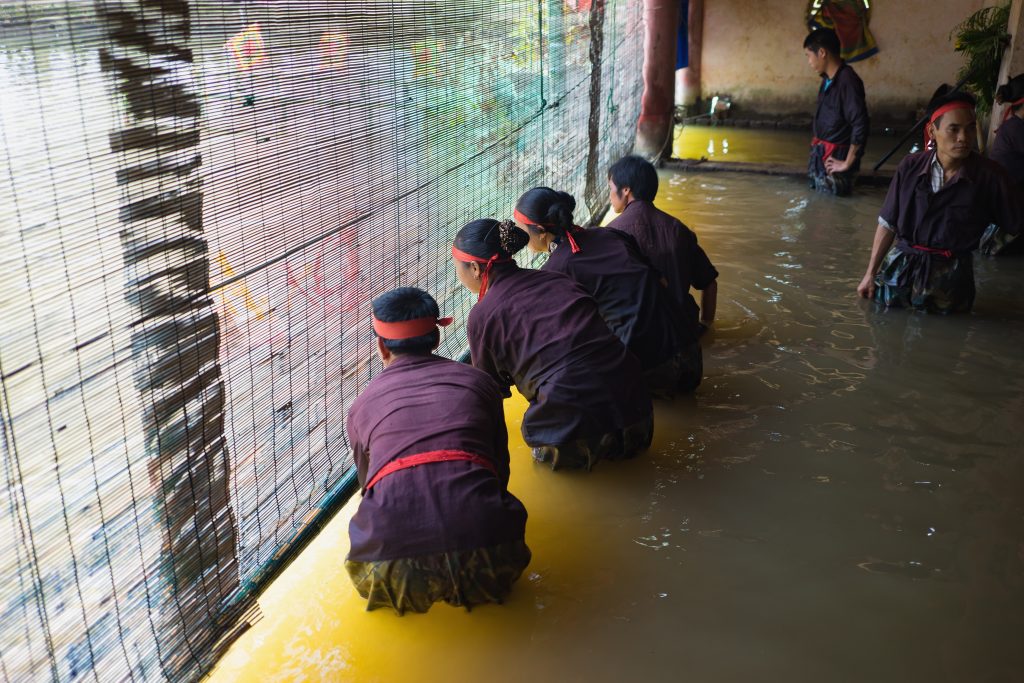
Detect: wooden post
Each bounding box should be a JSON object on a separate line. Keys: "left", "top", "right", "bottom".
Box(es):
{"left": 680, "top": 0, "right": 703, "bottom": 108}
{"left": 635, "top": 0, "right": 682, "bottom": 159}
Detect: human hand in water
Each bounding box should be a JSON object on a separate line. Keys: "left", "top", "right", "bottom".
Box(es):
{"left": 825, "top": 156, "right": 852, "bottom": 175}
{"left": 856, "top": 272, "right": 876, "bottom": 299}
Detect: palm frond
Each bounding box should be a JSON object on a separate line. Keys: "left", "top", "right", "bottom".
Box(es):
{"left": 949, "top": 2, "right": 1011, "bottom": 116}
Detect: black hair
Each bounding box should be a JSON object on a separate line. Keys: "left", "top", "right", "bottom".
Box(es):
{"left": 453, "top": 218, "right": 529, "bottom": 260}
{"left": 371, "top": 286, "right": 440, "bottom": 355}
{"left": 608, "top": 155, "right": 659, "bottom": 202}
{"left": 515, "top": 187, "right": 577, "bottom": 237}
{"left": 997, "top": 73, "right": 1024, "bottom": 111}
{"left": 926, "top": 87, "right": 976, "bottom": 126}
{"left": 803, "top": 28, "right": 840, "bottom": 57}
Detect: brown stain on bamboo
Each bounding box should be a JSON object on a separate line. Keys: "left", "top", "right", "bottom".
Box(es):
{"left": 95, "top": 0, "right": 252, "bottom": 679}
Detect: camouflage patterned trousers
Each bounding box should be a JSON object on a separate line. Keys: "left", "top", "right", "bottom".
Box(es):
{"left": 345, "top": 539, "right": 531, "bottom": 615}
{"left": 873, "top": 242, "right": 974, "bottom": 314}
{"left": 808, "top": 145, "right": 856, "bottom": 196}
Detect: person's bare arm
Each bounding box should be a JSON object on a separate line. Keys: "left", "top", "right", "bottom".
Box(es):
{"left": 857, "top": 224, "right": 895, "bottom": 299}
{"left": 700, "top": 280, "right": 718, "bottom": 327}
{"left": 825, "top": 143, "right": 861, "bottom": 174}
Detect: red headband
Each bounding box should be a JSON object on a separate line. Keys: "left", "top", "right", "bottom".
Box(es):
{"left": 373, "top": 315, "right": 452, "bottom": 339}
{"left": 513, "top": 208, "right": 581, "bottom": 254}
{"left": 452, "top": 245, "right": 510, "bottom": 301}
{"left": 1002, "top": 96, "right": 1024, "bottom": 123}
{"left": 925, "top": 101, "right": 974, "bottom": 147}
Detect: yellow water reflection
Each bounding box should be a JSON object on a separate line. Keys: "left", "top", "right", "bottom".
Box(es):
{"left": 672, "top": 124, "right": 917, "bottom": 168}
{"left": 207, "top": 391, "right": 689, "bottom": 682}
{"left": 673, "top": 125, "right": 810, "bottom": 164}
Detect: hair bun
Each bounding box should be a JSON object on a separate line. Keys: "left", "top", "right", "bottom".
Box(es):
{"left": 557, "top": 191, "right": 577, "bottom": 212}
{"left": 498, "top": 219, "right": 529, "bottom": 255}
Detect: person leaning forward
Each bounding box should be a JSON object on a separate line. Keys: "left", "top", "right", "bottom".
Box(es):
{"left": 804, "top": 28, "right": 869, "bottom": 196}
{"left": 452, "top": 218, "right": 653, "bottom": 471}
{"left": 606, "top": 155, "right": 719, "bottom": 337}
{"left": 344, "top": 287, "right": 530, "bottom": 614}
{"left": 856, "top": 90, "right": 1023, "bottom": 314}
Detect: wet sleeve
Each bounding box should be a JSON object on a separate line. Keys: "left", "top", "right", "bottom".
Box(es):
{"left": 878, "top": 164, "right": 904, "bottom": 230}
{"left": 687, "top": 236, "right": 719, "bottom": 290}
{"left": 842, "top": 73, "right": 869, "bottom": 147}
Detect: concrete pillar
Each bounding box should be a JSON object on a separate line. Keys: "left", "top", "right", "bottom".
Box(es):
{"left": 635, "top": 0, "right": 681, "bottom": 159}
{"left": 678, "top": 0, "right": 703, "bottom": 107}
{"left": 988, "top": 0, "right": 1024, "bottom": 147}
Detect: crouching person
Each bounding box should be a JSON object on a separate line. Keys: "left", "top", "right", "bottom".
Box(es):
{"left": 344, "top": 287, "right": 530, "bottom": 614}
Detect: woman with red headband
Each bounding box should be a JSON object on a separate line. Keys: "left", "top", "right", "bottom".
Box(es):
{"left": 856, "top": 89, "right": 1023, "bottom": 313}
{"left": 514, "top": 186, "right": 702, "bottom": 396}
{"left": 345, "top": 287, "right": 529, "bottom": 614}
{"left": 981, "top": 74, "right": 1024, "bottom": 256}
{"left": 452, "top": 218, "right": 653, "bottom": 470}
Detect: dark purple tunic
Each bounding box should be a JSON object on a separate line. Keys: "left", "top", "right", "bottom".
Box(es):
{"left": 467, "top": 263, "right": 651, "bottom": 447}
{"left": 541, "top": 227, "right": 691, "bottom": 367}
{"left": 812, "top": 62, "right": 869, "bottom": 170}
{"left": 990, "top": 115, "right": 1024, "bottom": 185}
{"left": 879, "top": 151, "right": 1023, "bottom": 251}
{"left": 607, "top": 200, "right": 718, "bottom": 329}
{"left": 346, "top": 353, "right": 527, "bottom": 562}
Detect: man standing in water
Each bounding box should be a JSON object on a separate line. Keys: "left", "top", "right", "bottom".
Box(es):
{"left": 804, "top": 28, "right": 869, "bottom": 196}
{"left": 856, "top": 90, "right": 1023, "bottom": 313}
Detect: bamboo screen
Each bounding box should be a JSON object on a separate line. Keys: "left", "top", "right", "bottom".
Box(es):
{"left": 0, "top": 0, "right": 645, "bottom": 680}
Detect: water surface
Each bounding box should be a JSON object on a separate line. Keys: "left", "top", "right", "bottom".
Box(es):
{"left": 210, "top": 171, "right": 1024, "bottom": 682}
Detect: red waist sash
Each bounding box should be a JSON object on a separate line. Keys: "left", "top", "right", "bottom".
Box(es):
{"left": 364, "top": 449, "right": 497, "bottom": 492}
{"left": 910, "top": 243, "right": 954, "bottom": 259}
{"left": 811, "top": 136, "right": 849, "bottom": 162}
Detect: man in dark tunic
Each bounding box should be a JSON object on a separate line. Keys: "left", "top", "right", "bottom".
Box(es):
{"left": 512, "top": 187, "right": 701, "bottom": 395}
{"left": 453, "top": 218, "right": 653, "bottom": 471}
{"left": 606, "top": 155, "right": 719, "bottom": 336}
{"left": 804, "top": 28, "right": 869, "bottom": 196}
{"left": 344, "top": 287, "right": 529, "bottom": 614}
{"left": 856, "top": 92, "right": 1023, "bottom": 313}
{"left": 981, "top": 74, "right": 1024, "bottom": 256}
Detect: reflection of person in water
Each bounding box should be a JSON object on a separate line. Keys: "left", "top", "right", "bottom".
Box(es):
{"left": 857, "top": 89, "right": 1023, "bottom": 313}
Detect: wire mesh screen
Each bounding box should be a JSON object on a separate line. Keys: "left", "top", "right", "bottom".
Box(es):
{"left": 0, "top": 0, "right": 645, "bottom": 680}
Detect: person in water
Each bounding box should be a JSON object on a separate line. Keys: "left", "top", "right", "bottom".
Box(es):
{"left": 606, "top": 155, "right": 719, "bottom": 336}
{"left": 803, "top": 27, "right": 869, "bottom": 196}
{"left": 344, "top": 287, "right": 530, "bottom": 614}
{"left": 980, "top": 74, "right": 1024, "bottom": 256}
{"left": 513, "top": 186, "right": 702, "bottom": 395}
{"left": 452, "top": 218, "right": 653, "bottom": 470}
{"left": 856, "top": 90, "right": 1023, "bottom": 313}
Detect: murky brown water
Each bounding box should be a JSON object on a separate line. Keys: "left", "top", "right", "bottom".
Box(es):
{"left": 210, "top": 169, "right": 1024, "bottom": 682}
